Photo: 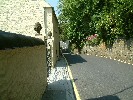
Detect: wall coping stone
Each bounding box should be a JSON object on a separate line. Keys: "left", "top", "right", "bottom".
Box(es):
{"left": 0, "top": 30, "right": 45, "bottom": 50}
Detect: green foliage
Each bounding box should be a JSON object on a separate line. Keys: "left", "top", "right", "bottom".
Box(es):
{"left": 58, "top": 0, "right": 133, "bottom": 51}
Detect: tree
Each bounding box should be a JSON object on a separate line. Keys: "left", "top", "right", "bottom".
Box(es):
{"left": 58, "top": 0, "right": 93, "bottom": 53}
{"left": 58, "top": 0, "right": 133, "bottom": 52}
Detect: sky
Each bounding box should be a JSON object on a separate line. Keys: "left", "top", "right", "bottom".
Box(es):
{"left": 46, "top": 0, "right": 59, "bottom": 16}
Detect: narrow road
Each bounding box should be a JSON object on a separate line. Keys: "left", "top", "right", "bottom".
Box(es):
{"left": 64, "top": 52, "right": 133, "bottom": 100}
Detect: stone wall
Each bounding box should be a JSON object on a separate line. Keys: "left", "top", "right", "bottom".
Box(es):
{"left": 0, "top": 0, "right": 60, "bottom": 68}
{"left": 44, "top": 7, "right": 60, "bottom": 67}
{"left": 0, "top": 45, "right": 47, "bottom": 100}
{"left": 82, "top": 39, "right": 133, "bottom": 64}
{"left": 44, "top": 7, "right": 53, "bottom": 34}
{"left": 0, "top": 30, "right": 45, "bottom": 50}
{"left": 0, "top": 0, "right": 51, "bottom": 36}
{"left": 52, "top": 10, "right": 60, "bottom": 67}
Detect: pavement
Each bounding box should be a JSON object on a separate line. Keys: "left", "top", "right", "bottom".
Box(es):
{"left": 42, "top": 56, "right": 76, "bottom": 100}
{"left": 64, "top": 52, "right": 133, "bottom": 100}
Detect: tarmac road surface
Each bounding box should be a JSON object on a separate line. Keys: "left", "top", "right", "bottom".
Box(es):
{"left": 64, "top": 52, "right": 133, "bottom": 100}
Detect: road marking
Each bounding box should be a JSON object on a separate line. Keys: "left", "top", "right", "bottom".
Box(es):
{"left": 87, "top": 53, "right": 133, "bottom": 65}
{"left": 67, "top": 65, "right": 81, "bottom": 100}
{"left": 124, "top": 61, "right": 127, "bottom": 63}
{"left": 62, "top": 51, "right": 81, "bottom": 100}
{"left": 118, "top": 59, "right": 120, "bottom": 62}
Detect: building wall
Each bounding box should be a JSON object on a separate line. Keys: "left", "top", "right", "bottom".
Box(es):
{"left": 44, "top": 7, "right": 53, "bottom": 35}
{"left": 52, "top": 10, "right": 60, "bottom": 66}
{"left": 44, "top": 7, "right": 60, "bottom": 67}
{"left": 0, "top": 0, "right": 51, "bottom": 36}
{"left": 0, "top": 0, "right": 60, "bottom": 67}
{"left": 0, "top": 45, "right": 47, "bottom": 100}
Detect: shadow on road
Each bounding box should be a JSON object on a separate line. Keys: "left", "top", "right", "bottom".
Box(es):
{"left": 112, "top": 85, "right": 133, "bottom": 95}
{"left": 86, "top": 85, "right": 133, "bottom": 100}
{"left": 62, "top": 49, "right": 87, "bottom": 65}
{"left": 87, "top": 95, "right": 120, "bottom": 100}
